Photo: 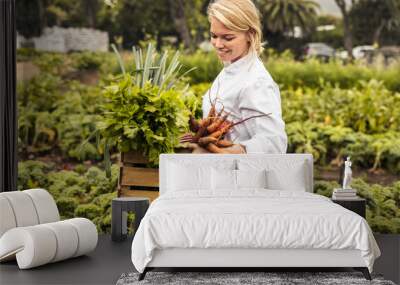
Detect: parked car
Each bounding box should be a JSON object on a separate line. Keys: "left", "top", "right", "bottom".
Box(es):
{"left": 302, "top": 42, "right": 335, "bottom": 61}
{"left": 374, "top": 46, "right": 400, "bottom": 66}
{"left": 352, "top": 45, "right": 375, "bottom": 60}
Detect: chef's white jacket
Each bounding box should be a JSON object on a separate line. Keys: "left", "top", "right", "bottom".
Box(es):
{"left": 202, "top": 52, "right": 288, "bottom": 153}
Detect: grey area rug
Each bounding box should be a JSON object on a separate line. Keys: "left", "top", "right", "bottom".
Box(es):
{"left": 116, "top": 272, "right": 395, "bottom": 285}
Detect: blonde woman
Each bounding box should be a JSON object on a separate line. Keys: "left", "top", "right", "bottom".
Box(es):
{"left": 190, "top": 0, "right": 287, "bottom": 154}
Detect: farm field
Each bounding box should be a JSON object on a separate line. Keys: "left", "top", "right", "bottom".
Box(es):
{"left": 17, "top": 48, "right": 400, "bottom": 234}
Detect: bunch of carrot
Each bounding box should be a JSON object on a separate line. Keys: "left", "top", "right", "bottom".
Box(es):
{"left": 180, "top": 96, "right": 270, "bottom": 153}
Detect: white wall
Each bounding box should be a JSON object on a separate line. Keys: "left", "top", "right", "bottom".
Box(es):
{"left": 29, "top": 26, "right": 109, "bottom": 53}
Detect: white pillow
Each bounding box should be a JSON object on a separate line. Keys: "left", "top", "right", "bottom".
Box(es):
{"left": 238, "top": 159, "right": 308, "bottom": 192}
{"left": 168, "top": 162, "right": 212, "bottom": 191}
{"left": 211, "top": 168, "right": 237, "bottom": 191}
{"left": 266, "top": 167, "right": 306, "bottom": 191}
{"left": 236, "top": 169, "right": 267, "bottom": 189}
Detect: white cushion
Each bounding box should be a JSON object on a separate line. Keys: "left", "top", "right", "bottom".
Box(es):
{"left": 165, "top": 157, "right": 237, "bottom": 193}
{"left": 212, "top": 168, "right": 237, "bottom": 191}
{"left": 236, "top": 169, "right": 267, "bottom": 189}
{"left": 168, "top": 162, "right": 212, "bottom": 191}
{"left": 238, "top": 159, "right": 308, "bottom": 192}
{"left": 266, "top": 167, "right": 306, "bottom": 191}
{"left": 160, "top": 154, "right": 313, "bottom": 194}
{"left": 211, "top": 169, "right": 268, "bottom": 192}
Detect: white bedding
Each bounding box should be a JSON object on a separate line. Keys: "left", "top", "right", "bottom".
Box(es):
{"left": 131, "top": 190, "right": 380, "bottom": 273}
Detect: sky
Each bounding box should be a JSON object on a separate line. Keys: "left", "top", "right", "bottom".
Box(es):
{"left": 317, "top": 0, "right": 353, "bottom": 17}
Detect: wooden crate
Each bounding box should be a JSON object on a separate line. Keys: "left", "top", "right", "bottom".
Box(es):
{"left": 118, "top": 151, "right": 159, "bottom": 202}
{"left": 118, "top": 149, "right": 191, "bottom": 201}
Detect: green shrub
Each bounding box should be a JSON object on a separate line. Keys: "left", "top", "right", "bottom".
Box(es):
{"left": 178, "top": 49, "right": 400, "bottom": 92}
{"left": 18, "top": 48, "right": 119, "bottom": 76}
{"left": 283, "top": 80, "right": 400, "bottom": 172}
{"left": 71, "top": 52, "right": 104, "bottom": 71}
{"left": 85, "top": 165, "right": 119, "bottom": 196}
{"left": 51, "top": 81, "right": 104, "bottom": 160}
{"left": 64, "top": 185, "right": 87, "bottom": 199}
{"left": 17, "top": 160, "right": 52, "bottom": 190}
{"left": 92, "top": 192, "right": 118, "bottom": 233}
{"left": 18, "top": 76, "right": 104, "bottom": 160}
{"left": 56, "top": 197, "right": 79, "bottom": 219}
{"left": 93, "top": 215, "right": 112, "bottom": 234}
{"left": 17, "top": 48, "right": 42, "bottom": 62}
{"left": 180, "top": 50, "right": 221, "bottom": 84}
{"left": 92, "top": 192, "right": 117, "bottom": 213}
{"left": 19, "top": 49, "right": 400, "bottom": 92}
{"left": 74, "top": 204, "right": 103, "bottom": 221}
{"left": 74, "top": 164, "right": 87, "bottom": 174}
{"left": 17, "top": 74, "right": 62, "bottom": 152}
{"left": 313, "top": 179, "right": 338, "bottom": 197}
{"left": 18, "top": 160, "right": 120, "bottom": 233}
{"left": 286, "top": 122, "right": 400, "bottom": 171}
{"left": 47, "top": 171, "right": 86, "bottom": 199}
{"left": 33, "top": 52, "right": 69, "bottom": 76}
{"left": 282, "top": 80, "right": 400, "bottom": 134}
{"left": 265, "top": 56, "right": 400, "bottom": 92}
{"left": 315, "top": 178, "right": 400, "bottom": 234}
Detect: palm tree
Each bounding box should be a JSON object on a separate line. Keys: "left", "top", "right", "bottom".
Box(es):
{"left": 334, "top": 0, "right": 354, "bottom": 59}
{"left": 257, "top": 0, "right": 320, "bottom": 35}
{"left": 372, "top": 0, "right": 400, "bottom": 45}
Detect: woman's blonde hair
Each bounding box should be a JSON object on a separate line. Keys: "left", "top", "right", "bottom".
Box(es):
{"left": 207, "top": 0, "right": 263, "bottom": 55}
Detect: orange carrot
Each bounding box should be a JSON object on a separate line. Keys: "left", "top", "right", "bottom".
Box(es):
{"left": 198, "top": 136, "right": 218, "bottom": 147}
{"left": 210, "top": 113, "right": 271, "bottom": 140}
{"left": 207, "top": 112, "right": 230, "bottom": 134}
{"left": 206, "top": 143, "right": 228, "bottom": 154}
{"left": 192, "top": 117, "right": 213, "bottom": 142}
{"left": 216, "top": 139, "right": 234, "bottom": 147}
{"left": 209, "top": 122, "right": 233, "bottom": 138}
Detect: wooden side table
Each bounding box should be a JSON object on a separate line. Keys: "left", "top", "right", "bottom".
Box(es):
{"left": 332, "top": 197, "right": 366, "bottom": 218}
{"left": 111, "top": 197, "right": 150, "bottom": 241}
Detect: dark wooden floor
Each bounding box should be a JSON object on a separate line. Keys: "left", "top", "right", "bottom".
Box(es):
{"left": 1, "top": 234, "right": 398, "bottom": 285}
{"left": 0, "top": 235, "right": 134, "bottom": 285}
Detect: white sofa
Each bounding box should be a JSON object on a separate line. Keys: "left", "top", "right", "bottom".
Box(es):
{"left": 0, "top": 188, "right": 98, "bottom": 269}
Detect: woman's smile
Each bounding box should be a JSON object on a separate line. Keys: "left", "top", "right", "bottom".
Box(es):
{"left": 217, "top": 49, "right": 231, "bottom": 55}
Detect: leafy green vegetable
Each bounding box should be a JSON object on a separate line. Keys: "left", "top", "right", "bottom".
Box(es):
{"left": 98, "top": 78, "right": 189, "bottom": 164}
{"left": 95, "top": 43, "right": 192, "bottom": 166}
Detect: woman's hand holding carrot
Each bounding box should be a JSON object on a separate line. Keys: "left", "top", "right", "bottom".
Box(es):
{"left": 183, "top": 142, "right": 211, "bottom": 153}
{"left": 182, "top": 90, "right": 269, "bottom": 155}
